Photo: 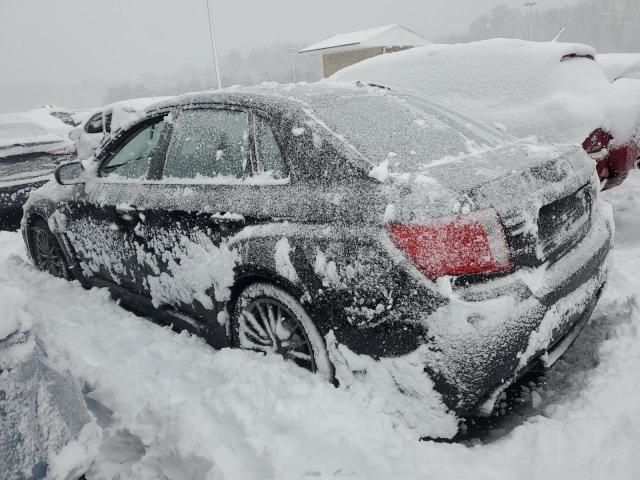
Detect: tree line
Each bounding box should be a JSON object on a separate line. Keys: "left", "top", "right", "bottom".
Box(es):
{"left": 438, "top": 0, "right": 640, "bottom": 53}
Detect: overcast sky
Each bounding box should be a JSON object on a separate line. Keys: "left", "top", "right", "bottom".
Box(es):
{"left": 0, "top": 0, "right": 581, "bottom": 112}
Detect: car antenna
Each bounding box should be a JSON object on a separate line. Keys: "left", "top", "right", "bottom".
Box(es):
{"left": 552, "top": 27, "right": 566, "bottom": 42}
{"left": 355, "top": 80, "right": 391, "bottom": 91}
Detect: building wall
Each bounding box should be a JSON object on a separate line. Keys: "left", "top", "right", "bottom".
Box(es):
{"left": 321, "top": 46, "right": 413, "bottom": 77}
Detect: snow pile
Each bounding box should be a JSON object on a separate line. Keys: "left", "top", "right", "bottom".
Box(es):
{"left": 333, "top": 39, "right": 640, "bottom": 147}
{"left": 0, "top": 247, "right": 101, "bottom": 479}
{"left": 328, "top": 334, "right": 458, "bottom": 438}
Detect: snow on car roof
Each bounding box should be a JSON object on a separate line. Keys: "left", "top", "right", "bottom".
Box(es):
{"left": 148, "top": 82, "right": 512, "bottom": 175}
{"left": 332, "top": 39, "right": 638, "bottom": 146}
{"left": 103, "top": 96, "right": 173, "bottom": 114}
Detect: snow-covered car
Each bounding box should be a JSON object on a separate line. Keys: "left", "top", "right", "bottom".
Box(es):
{"left": 333, "top": 39, "right": 640, "bottom": 190}
{"left": 0, "top": 116, "right": 75, "bottom": 230}
{"left": 21, "top": 83, "right": 612, "bottom": 431}
{"left": 597, "top": 53, "right": 640, "bottom": 168}
{"left": 0, "top": 306, "right": 99, "bottom": 478}
{"left": 69, "top": 97, "right": 171, "bottom": 161}
{"left": 27, "top": 106, "right": 82, "bottom": 132}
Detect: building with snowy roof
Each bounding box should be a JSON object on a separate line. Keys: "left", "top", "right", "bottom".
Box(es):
{"left": 298, "top": 24, "right": 428, "bottom": 77}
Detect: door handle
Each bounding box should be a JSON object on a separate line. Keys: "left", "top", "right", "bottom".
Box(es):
{"left": 210, "top": 212, "right": 245, "bottom": 224}
{"left": 115, "top": 203, "right": 140, "bottom": 223}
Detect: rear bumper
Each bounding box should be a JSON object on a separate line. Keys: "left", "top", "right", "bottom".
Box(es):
{"left": 421, "top": 201, "right": 613, "bottom": 414}
{"left": 474, "top": 283, "right": 602, "bottom": 415}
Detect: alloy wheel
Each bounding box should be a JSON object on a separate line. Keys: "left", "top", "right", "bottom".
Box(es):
{"left": 238, "top": 297, "right": 317, "bottom": 372}
{"left": 32, "top": 226, "right": 66, "bottom": 278}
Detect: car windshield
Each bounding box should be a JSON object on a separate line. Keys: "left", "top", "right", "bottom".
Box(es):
{"left": 0, "top": 122, "right": 49, "bottom": 141}
{"left": 50, "top": 111, "right": 77, "bottom": 126}
{"left": 308, "top": 89, "right": 511, "bottom": 174}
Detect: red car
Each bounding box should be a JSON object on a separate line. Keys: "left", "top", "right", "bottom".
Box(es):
{"left": 582, "top": 128, "right": 638, "bottom": 190}
{"left": 595, "top": 53, "right": 640, "bottom": 187}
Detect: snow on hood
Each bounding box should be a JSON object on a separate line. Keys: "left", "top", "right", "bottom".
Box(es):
{"left": 333, "top": 39, "right": 636, "bottom": 146}
{"left": 25, "top": 108, "right": 75, "bottom": 138}
{"left": 0, "top": 114, "right": 71, "bottom": 155}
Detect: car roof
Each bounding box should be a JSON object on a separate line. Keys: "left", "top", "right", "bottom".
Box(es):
{"left": 147, "top": 82, "right": 382, "bottom": 112}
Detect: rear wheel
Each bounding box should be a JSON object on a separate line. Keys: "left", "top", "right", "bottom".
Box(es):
{"left": 231, "top": 282, "right": 333, "bottom": 380}
{"left": 29, "top": 219, "right": 70, "bottom": 279}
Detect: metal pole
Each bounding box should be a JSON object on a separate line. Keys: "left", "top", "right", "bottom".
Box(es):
{"left": 205, "top": 0, "right": 222, "bottom": 90}
{"left": 288, "top": 48, "right": 297, "bottom": 83}
{"left": 524, "top": 2, "right": 537, "bottom": 41}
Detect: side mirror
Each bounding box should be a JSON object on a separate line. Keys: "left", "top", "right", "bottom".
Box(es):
{"left": 54, "top": 161, "right": 85, "bottom": 185}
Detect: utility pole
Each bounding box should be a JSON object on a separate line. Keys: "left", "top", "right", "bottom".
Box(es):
{"left": 599, "top": 12, "right": 622, "bottom": 53}
{"left": 599, "top": 12, "right": 614, "bottom": 53}
{"left": 524, "top": 2, "right": 537, "bottom": 41}
{"left": 600, "top": 15, "right": 605, "bottom": 53}
{"left": 288, "top": 48, "right": 297, "bottom": 83}
{"left": 205, "top": 0, "right": 222, "bottom": 90}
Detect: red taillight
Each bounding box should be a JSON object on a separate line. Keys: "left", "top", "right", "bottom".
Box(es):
{"left": 583, "top": 128, "right": 613, "bottom": 155}
{"left": 387, "top": 210, "right": 512, "bottom": 279}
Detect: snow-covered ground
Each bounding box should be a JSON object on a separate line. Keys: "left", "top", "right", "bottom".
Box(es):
{"left": 2, "top": 173, "right": 640, "bottom": 479}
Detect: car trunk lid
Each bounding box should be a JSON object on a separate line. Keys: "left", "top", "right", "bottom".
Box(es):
{"left": 390, "top": 143, "right": 596, "bottom": 270}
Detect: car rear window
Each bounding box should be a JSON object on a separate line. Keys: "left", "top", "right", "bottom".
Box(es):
{"left": 309, "top": 91, "right": 509, "bottom": 174}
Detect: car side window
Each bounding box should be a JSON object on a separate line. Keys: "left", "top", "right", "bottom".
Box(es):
{"left": 253, "top": 115, "right": 288, "bottom": 179}
{"left": 85, "top": 113, "right": 103, "bottom": 134}
{"left": 164, "top": 109, "right": 250, "bottom": 179}
{"left": 104, "top": 120, "right": 166, "bottom": 179}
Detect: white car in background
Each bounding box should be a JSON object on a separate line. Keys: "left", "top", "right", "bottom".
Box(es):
{"left": 69, "top": 97, "right": 171, "bottom": 160}
{"left": 21, "top": 106, "right": 82, "bottom": 137}
{"left": 0, "top": 115, "right": 75, "bottom": 229}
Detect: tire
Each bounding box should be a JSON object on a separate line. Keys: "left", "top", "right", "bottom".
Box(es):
{"left": 29, "top": 219, "right": 71, "bottom": 279}
{"left": 230, "top": 282, "right": 333, "bottom": 380}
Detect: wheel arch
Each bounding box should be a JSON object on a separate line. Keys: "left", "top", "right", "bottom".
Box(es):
{"left": 225, "top": 268, "right": 307, "bottom": 320}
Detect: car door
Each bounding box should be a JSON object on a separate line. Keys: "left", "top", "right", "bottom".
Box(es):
{"left": 131, "top": 106, "right": 290, "bottom": 344}
{"left": 61, "top": 115, "right": 171, "bottom": 294}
